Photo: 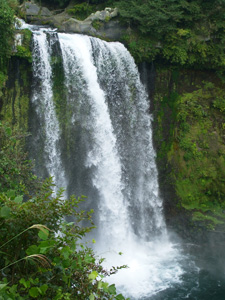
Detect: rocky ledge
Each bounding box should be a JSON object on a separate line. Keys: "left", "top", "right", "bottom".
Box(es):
{"left": 20, "top": 2, "right": 126, "bottom": 41}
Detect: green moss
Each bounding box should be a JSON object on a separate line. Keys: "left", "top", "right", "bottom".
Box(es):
{"left": 66, "top": 3, "right": 93, "bottom": 20}
{"left": 92, "top": 19, "right": 104, "bottom": 30}
{"left": 154, "top": 71, "right": 225, "bottom": 230}
{"left": 192, "top": 212, "right": 225, "bottom": 230}
{"left": 14, "top": 45, "right": 32, "bottom": 62}
{"left": 121, "top": 32, "right": 160, "bottom": 63}
{"left": 0, "top": 71, "right": 7, "bottom": 97}
{"left": 175, "top": 84, "right": 225, "bottom": 226}
{"left": 1, "top": 80, "right": 30, "bottom": 131}
{"left": 13, "top": 29, "right": 32, "bottom": 62}
{"left": 0, "top": 58, "right": 31, "bottom": 132}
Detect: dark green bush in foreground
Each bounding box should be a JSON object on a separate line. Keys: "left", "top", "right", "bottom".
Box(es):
{"left": 0, "top": 122, "right": 127, "bottom": 299}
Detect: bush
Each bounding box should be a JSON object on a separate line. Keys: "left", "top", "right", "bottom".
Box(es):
{"left": 0, "top": 123, "right": 127, "bottom": 299}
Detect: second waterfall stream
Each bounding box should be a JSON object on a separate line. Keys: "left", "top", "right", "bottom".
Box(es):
{"left": 27, "top": 26, "right": 185, "bottom": 299}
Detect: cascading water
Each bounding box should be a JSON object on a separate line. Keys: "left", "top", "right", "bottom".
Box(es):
{"left": 28, "top": 26, "right": 185, "bottom": 299}
{"left": 58, "top": 34, "right": 129, "bottom": 246}
{"left": 31, "top": 30, "right": 67, "bottom": 195}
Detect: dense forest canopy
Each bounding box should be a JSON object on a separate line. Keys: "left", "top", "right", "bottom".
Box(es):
{"left": 115, "top": 0, "right": 225, "bottom": 67}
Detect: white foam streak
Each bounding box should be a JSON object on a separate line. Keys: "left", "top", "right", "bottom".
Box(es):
{"left": 32, "top": 32, "right": 67, "bottom": 195}
{"left": 104, "top": 239, "right": 183, "bottom": 299}
{"left": 59, "top": 34, "right": 130, "bottom": 244}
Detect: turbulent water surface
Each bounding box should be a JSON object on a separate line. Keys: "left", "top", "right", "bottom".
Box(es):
{"left": 24, "top": 23, "right": 225, "bottom": 299}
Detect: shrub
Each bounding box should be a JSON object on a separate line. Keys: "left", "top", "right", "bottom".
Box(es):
{"left": 0, "top": 122, "right": 127, "bottom": 299}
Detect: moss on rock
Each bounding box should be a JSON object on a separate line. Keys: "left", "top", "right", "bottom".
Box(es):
{"left": 0, "top": 57, "right": 32, "bottom": 132}
{"left": 13, "top": 29, "right": 32, "bottom": 63}
{"left": 153, "top": 68, "right": 225, "bottom": 233}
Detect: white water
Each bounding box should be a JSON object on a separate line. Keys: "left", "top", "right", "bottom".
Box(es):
{"left": 59, "top": 33, "right": 130, "bottom": 246}
{"left": 57, "top": 34, "right": 184, "bottom": 298}
{"left": 30, "top": 28, "right": 184, "bottom": 299}
{"left": 32, "top": 31, "right": 67, "bottom": 194}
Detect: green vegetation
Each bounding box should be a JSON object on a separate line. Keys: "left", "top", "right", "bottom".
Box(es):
{"left": 92, "top": 19, "right": 104, "bottom": 30}
{"left": 67, "top": 2, "right": 94, "bottom": 20}
{"left": 154, "top": 73, "right": 225, "bottom": 230}
{"left": 66, "top": 0, "right": 116, "bottom": 20}
{"left": 0, "top": 0, "right": 15, "bottom": 95}
{"left": 0, "top": 56, "right": 31, "bottom": 132}
{"left": 0, "top": 72, "right": 7, "bottom": 98}
{"left": 174, "top": 82, "right": 225, "bottom": 228}
{"left": 116, "top": 0, "right": 225, "bottom": 68}
{"left": 0, "top": 0, "right": 15, "bottom": 64}
{"left": 0, "top": 122, "right": 128, "bottom": 299}
{"left": 13, "top": 29, "right": 32, "bottom": 62}
{"left": 41, "top": 0, "right": 70, "bottom": 9}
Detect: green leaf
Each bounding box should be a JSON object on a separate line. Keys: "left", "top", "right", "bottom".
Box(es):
{"left": 19, "top": 278, "right": 26, "bottom": 287}
{"left": 65, "top": 222, "right": 74, "bottom": 226}
{"left": 89, "top": 293, "right": 95, "bottom": 300}
{"left": 116, "top": 294, "right": 125, "bottom": 300}
{"left": 88, "top": 270, "right": 98, "bottom": 281}
{"left": 29, "top": 287, "right": 39, "bottom": 298}
{"left": 29, "top": 278, "right": 39, "bottom": 285}
{"left": 39, "top": 247, "right": 48, "bottom": 254}
{"left": 0, "top": 283, "right": 7, "bottom": 290}
{"left": 14, "top": 195, "right": 23, "bottom": 204}
{"left": 38, "top": 229, "right": 49, "bottom": 240}
{"left": 62, "top": 259, "right": 70, "bottom": 268}
{"left": 19, "top": 278, "right": 31, "bottom": 288}
{"left": 39, "top": 240, "right": 55, "bottom": 253}
{"left": 61, "top": 246, "right": 71, "bottom": 259}
{"left": 6, "top": 189, "right": 15, "bottom": 199}
{"left": 39, "top": 284, "right": 48, "bottom": 295}
{"left": 0, "top": 206, "right": 11, "bottom": 218}
{"left": 53, "top": 256, "right": 61, "bottom": 264}
{"left": 84, "top": 254, "right": 94, "bottom": 263}
{"left": 26, "top": 245, "right": 40, "bottom": 255}
{"left": 9, "top": 284, "right": 18, "bottom": 294}
{"left": 39, "top": 240, "right": 55, "bottom": 247}
{"left": 108, "top": 284, "right": 116, "bottom": 295}
{"left": 102, "top": 282, "right": 109, "bottom": 292}
{"left": 97, "top": 281, "right": 102, "bottom": 289}
{"left": 5, "top": 127, "right": 12, "bottom": 136}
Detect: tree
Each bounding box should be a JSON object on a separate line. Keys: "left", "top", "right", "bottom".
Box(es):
{"left": 117, "top": 0, "right": 183, "bottom": 37}
{"left": 117, "top": 0, "right": 225, "bottom": 67}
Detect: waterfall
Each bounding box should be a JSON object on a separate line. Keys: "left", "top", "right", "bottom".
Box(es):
{"left": 58, "top": 34, "right": 130, "bottom": 245}
{"left": 31, "top": 30, "right": 67, "bottom": 195}
{"left": 29, "top": 28, "right": 184, "bottom": 299}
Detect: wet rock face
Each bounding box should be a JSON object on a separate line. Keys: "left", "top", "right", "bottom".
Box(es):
{"left": 84, "top": 7, "right": 118, "bottom": 22}
{"left": 21, "top": 2, "right": 125, "bottom": 41}
{"left": 23, "top": 2, "right": 52, "bottom": 17}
